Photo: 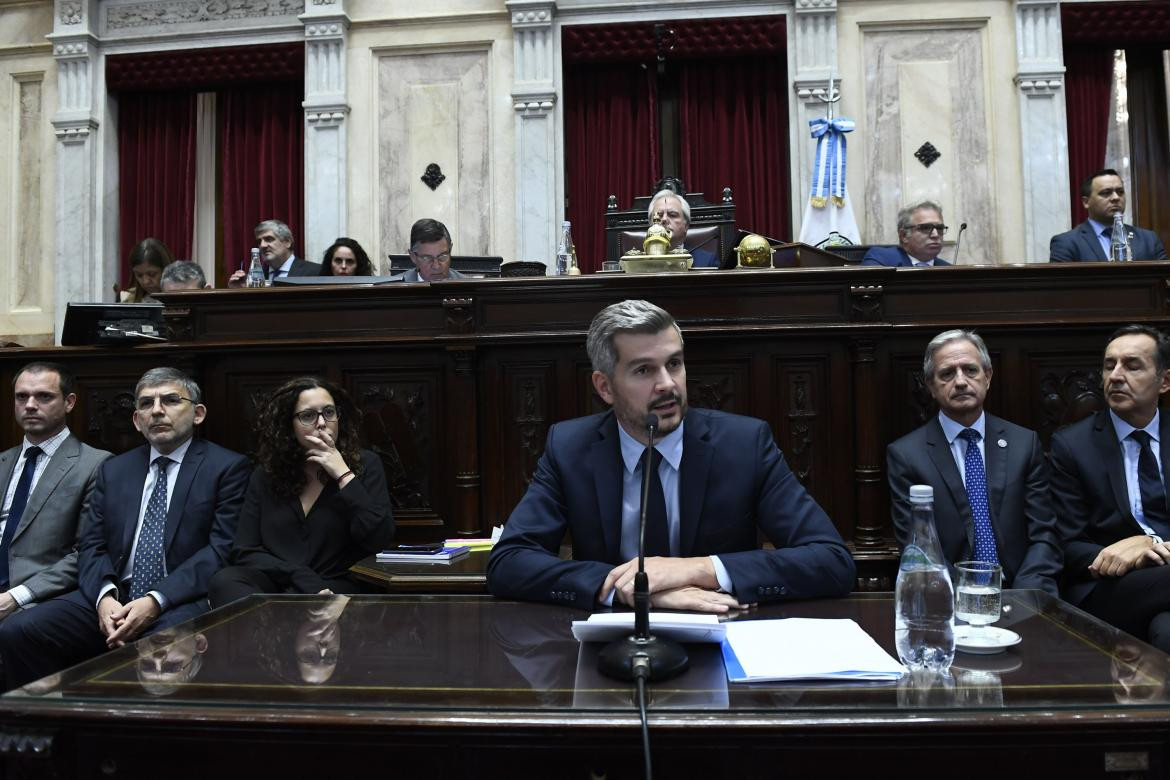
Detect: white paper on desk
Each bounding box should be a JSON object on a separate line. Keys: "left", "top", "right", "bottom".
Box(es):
{"left": 721, "top": 618, "right": 905, "bottom": 682}
{"left": 572, "top": 612, "right": 727, "bottom": 643}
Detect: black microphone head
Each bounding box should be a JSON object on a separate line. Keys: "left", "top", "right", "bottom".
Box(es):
{"left": 644, "top": 413, "right": 659, "bottom": 432}
{"left": 960, "top": 222, "right": 968, "bottom": 230}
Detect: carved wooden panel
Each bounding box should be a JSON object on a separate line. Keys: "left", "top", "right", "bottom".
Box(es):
{"left": 1029, "top": 353, "right": 1106, "bottom": 449}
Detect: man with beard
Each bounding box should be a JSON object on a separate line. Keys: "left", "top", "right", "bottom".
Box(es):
{"left": 487, "top": 300, "right": 855, "bottom": 612}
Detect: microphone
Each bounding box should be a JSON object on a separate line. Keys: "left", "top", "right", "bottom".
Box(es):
{"left": 952, "top": 222, "right": 967, "bottom": 265}
{"left": 598, "top": 414, "right": 689, "bottom": 682}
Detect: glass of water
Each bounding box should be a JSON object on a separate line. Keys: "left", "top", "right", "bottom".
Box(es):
{"left": 955, "top": 561, "right": 1002, "bottom": 640}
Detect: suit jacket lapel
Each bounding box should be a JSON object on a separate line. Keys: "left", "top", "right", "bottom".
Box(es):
{"left": 165, "top": 439, "right": 204, "bottom": 551}
{"left": 925, "top": 419, "right": 974, "bottom": 550}
{"left": 678, "top": 413, "right": 713, "bottom": 557}
{"left": 12, "top": 436, "right": 79, "bottom": 541}
{"left": 983, "top": 415, "right": 1008, "bottom": 525}
{"left": 1160, "top": 414, "right": 1170, "bottom": 513}
{"left": 1093, "top": 411, "right": 1133, "bottom": 522}
{"left": 0, "top": 447, "right": 17, "bottom": 514}
{"left": 120, "top": 447, "right": 151, "bottom": 554}
{"left": 1078, "top": 222, "right": 1107, "bottom": 262}
{"left": 591, "top": 415, "right": 623, "bottom": 561}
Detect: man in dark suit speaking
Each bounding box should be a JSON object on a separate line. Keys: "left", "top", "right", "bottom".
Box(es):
{"left": 1049, "top": 169, "right": 1167, "bottom": 262}
{"left": 0, "top": 367, "right": 251, "bottom": 690}
{"left": 885, "top": 330, "right": 1062, "bottom": 594}
{"left": 487, "top": 300, "right": 855, "bottom": 612}
{"left": 1050, "top": 325, "right": 1170, "bottom": 650}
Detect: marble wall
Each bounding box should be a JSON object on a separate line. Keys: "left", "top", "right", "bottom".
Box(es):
{"left": 0, "top": 1, "right": 55, "bottom": 346}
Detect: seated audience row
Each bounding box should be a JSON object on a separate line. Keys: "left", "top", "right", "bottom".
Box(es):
{"left": 0, "top": 366, "right": 393, "bottom": 690}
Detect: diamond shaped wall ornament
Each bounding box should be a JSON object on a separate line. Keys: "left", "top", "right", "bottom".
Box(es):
{"left": 914, "top": 142, "right": 940, "bottom": 168}
{"left": 421, "top": 163, "right": 446, "bottom": 191}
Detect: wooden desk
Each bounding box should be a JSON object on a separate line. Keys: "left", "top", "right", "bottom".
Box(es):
{"left": 2, "top": 592, "right": 1169, "bottom": 778}
{"left": 2, "top": 263, "right": 1167, "bottom": 586}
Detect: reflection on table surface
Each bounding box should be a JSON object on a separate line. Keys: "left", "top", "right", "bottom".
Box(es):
{"left": 4, "top": 591, "right": 1170, "bottom": 716}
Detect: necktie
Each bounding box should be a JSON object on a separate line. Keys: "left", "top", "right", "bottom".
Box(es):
{"left": 0, "top": 446, "right": 42, "bottom": 590}
{"left": 959, "top": 429, "right": 998, "bottom": 564}
{"left": 130, "top": 457, "right": 172, "bottom": 600}
{"left": 1128, "top": 431, "right": 1170, "bottom": 537}
{"left": 642, "top": 448, "right": 670, "bottom": 558}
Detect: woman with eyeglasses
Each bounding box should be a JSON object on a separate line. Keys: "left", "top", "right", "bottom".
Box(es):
{"left": 209, "top": 377, "right": 394, "bottom": 607}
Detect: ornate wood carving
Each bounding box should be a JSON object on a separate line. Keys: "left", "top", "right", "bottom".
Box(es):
{"left": 849, "top": 284, "right": 883, "bottom": 322}
{"left": 443, "top": 298, "right": 475, "bottom": 335}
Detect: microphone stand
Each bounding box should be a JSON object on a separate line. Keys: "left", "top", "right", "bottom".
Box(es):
{"left": 952, "top": 222, "right": 967, "bottom": 264}
{"left": 598, "top": 414, "right": 689, "bottom": 683}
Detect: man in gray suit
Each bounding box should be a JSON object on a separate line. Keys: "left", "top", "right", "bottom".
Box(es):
{"left": 0, "top": 362, "right": 111, "bottom": 621}
{"left": 885, "top": 330, "right": 1062, "bottom": 594}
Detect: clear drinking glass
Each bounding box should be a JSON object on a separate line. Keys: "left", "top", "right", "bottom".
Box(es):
{"left": 954, "top": 561, "right": 1002, "bottom": 641}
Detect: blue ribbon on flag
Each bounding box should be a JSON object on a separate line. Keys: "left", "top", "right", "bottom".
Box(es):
{"left": 808, "top": 117, "right": 854, "bottom": 208}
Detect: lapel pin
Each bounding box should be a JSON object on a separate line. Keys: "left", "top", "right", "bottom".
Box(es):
{"left": 997, "top": 439, "right": 1007, "bottom": 448}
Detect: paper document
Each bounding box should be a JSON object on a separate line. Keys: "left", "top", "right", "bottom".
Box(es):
{"left": 572, "top": 612, "right": 727, "bottom": 643}
{"left": 721, "top": 618, "right": 905, "bottom": 682}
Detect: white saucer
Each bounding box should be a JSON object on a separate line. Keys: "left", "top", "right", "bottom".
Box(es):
{"left": 955, "top": 626, "right": 1021, "bottom": 655}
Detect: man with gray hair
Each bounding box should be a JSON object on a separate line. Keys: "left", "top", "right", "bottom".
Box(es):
{"left": 403, "top": 218, "right": 465, "bottom": 282}
{"left": 488, "top": 299, "right": 855, "bottom": 611}
{"left": 160, "top": 260, "right": 211, "bottom": 291}
{"left": 228, "top": 219, "right": 320, "bottom": 286}
{"left": 862, "top": 200, "right": 953, "bottom": 267}
{"left": 885, "top": 329, "right": 1061, "bottom": 594}
{"left": 647, "top": 190, "right": 719, "bottom": 268}
{"left": 0, "top": 367, "right": 251, "bottom": 690}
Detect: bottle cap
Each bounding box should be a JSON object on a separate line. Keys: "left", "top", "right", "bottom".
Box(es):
{"left": 909, "top": 485, "right": 934, "bottom": 503}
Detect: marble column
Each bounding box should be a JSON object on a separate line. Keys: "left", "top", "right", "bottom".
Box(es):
{"left": 791, "top": 0, "right": 839, "bottom": 238}
{"left": 1014, "top": 0, "right": 1069, "bottom": 263}
{"left": 301, "top": 0, "right": 350, "bottom": 265}
{"left": 48, "top": 0, "right": 105, "bottom": 340}
{"left": 508, "top": 0, "right": 557, "bottom": 272}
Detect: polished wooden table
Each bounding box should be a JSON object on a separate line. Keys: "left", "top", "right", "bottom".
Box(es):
{"left": 2, "top": 591, "right": 1169, "bottom": 778}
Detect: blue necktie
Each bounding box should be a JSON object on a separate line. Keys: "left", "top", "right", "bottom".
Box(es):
{"left": 642, "top": 448, "right": 670, "bottom": 558}
{"left": 1128, "top": 431, "right": 1170, "bottom": 537}
{"left": 959, "top": 429, "right": 998, "bottom": 564}
{"left": 130, "top": 457, "right": 171, "bottom": 600}
{"left": 0, "top": 446, "right": 42, "bottom": 590}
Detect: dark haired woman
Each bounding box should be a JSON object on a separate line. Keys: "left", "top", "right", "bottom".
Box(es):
{"left": 120, "top": 237, "right": 174, "bottom": 301}
{"left": 318, "top": 237, "right": 376, "bottom": 276}
{"left": 209, "top": 377, "right": 394, "bottom": 606}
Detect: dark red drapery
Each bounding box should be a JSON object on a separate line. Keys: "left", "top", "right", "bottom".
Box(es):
{"left": 679, "top": 55, "right": 790, "bottom": 242}
{"left": 1062, "top": 43, "right": 1113, "bottom": 226}
{"left": 116, "top": 90, "right": 198, "bottom": 283}
{"left": 219, "top": 82, "right": 305, "bottom": 277}
{"left": 563, "top": 62, "right": 659, "bottom": 273}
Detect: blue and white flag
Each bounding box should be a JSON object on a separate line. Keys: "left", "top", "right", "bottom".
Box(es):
{"left": 799, "top": 116, "right": 861, "bottom": 246}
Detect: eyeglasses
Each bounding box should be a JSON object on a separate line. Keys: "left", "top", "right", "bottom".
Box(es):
{"left": 411, "top": 251, "right": 451, "bottom": 266}
{"left": 136, "top": 394, "right": 195, "bottom": 411}
{"left": 293, "top": 406, "right": 339, "bottom": 427}
{"left": 908, "top": 223, "right": 948, "bottom": 236}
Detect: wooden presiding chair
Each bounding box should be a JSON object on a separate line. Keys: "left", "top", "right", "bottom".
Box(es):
{"left": 605, "top": 188, "right": 737, "bottom": 268}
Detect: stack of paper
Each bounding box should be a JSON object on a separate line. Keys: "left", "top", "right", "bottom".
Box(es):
{"left": 375, "top": 546, "right": 470, "bottom": 563}
{"left": 721, "top": 618, "right": 905, "bottom": 682}
{"left": 571, "top": 612, "right": 727, "bottom": 643}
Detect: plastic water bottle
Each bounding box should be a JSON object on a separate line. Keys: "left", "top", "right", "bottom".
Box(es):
{"left": 555, "top": 221, "right": 573, "bottom": 276}
{"left": 1109, "top": 213, "right": 1132, "bottom": 262}
{"left": 895, "top": 485, "right": 955, "bottom": 671}
{"left": 247, "top": 247, "right": 266, "bottom": 287}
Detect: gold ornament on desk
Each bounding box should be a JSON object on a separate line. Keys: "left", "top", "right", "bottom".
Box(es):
{"left": 620, "top": 213, "right": 694, "bottom": 273}
{"left": 735, "top": 233, "right": 775, "bottom": 269}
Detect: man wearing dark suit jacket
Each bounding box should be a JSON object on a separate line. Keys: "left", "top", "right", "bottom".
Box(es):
{"left": 1049, "top": 169, "right": 1168, "bottom": 262}
{"left": 886, "top": 331, "right": 1061, "bottom": 594}
{"left": 487, "top": 300, "right": 856, "bottom": 612}
{"left": 862, "top": 201, "right": 953, "bottom": 267}
{"left": 1050, "top": 325, "right": 1170, "bottom": 650}
{"left": 227, "top": 219, "right": 321, "bottom": 286}
{"left": 0, "top": 367, "right": 251, "bottom": 689}
{"left": 0, "top": 363, "right": 111, "bottom": 622}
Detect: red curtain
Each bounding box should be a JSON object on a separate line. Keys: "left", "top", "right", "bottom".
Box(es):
{"left": 679, "top": 55, "right": 790, "bottom": 242}
{"left": 117, "top": 90, "right": 198, "bottom": 282}
{"left": 220, "top": 82, "right": 304, "bottom": 278}
{"left": 564, "top": 62, "right": 659, "bottom": 273}
{"left": 1062, "top": 44, "right": 1114, "bottom": 226}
